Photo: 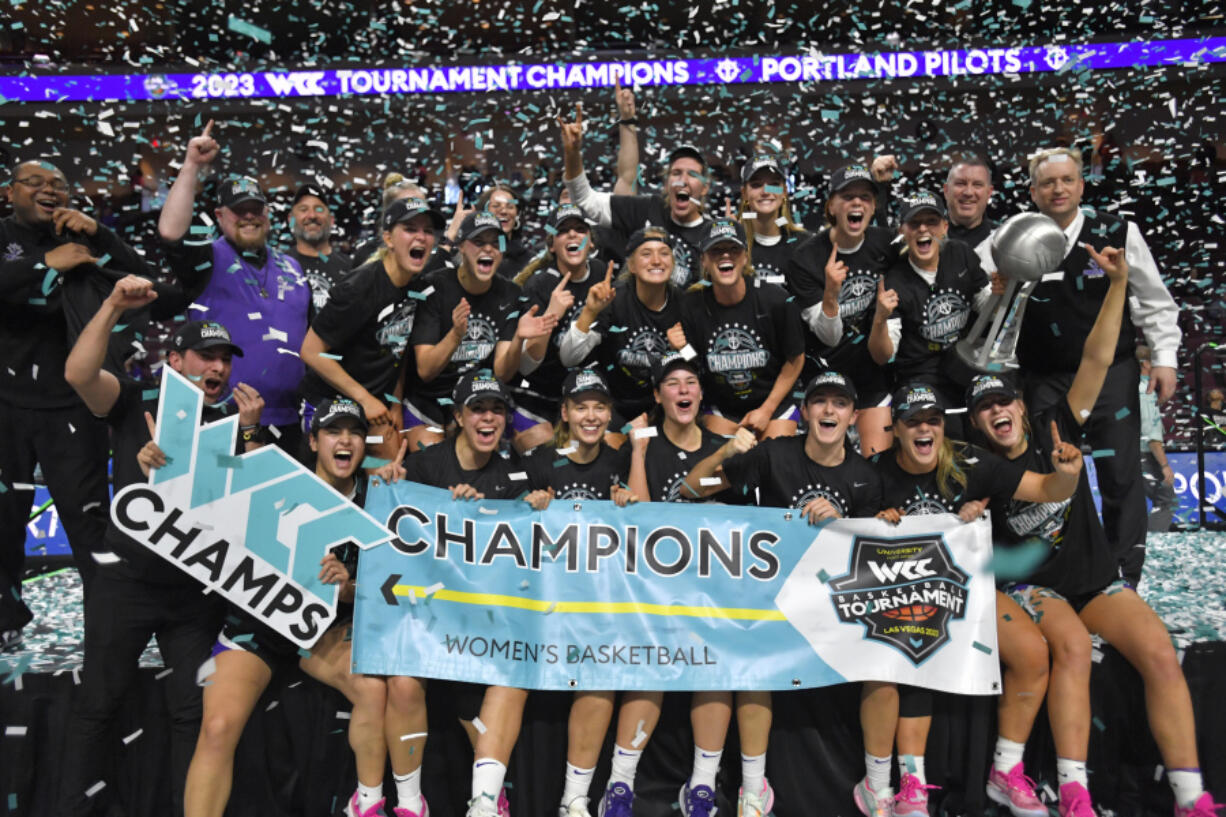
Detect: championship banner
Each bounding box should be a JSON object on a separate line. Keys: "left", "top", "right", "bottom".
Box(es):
{"left": 109, "top": 369, "right": 393, "bottom": 648}
{"left": 353, "top": 483, "right": 1002, "bottom": 694}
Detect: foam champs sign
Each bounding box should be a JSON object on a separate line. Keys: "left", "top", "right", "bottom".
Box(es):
{"left": 353, "top": 483, "right": 1002, "bottom": 693}
{"left": 109, "top": 369, "right": 392, "bottom": 648}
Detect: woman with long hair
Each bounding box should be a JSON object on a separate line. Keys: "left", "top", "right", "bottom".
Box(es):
{"left": 520, "top": 369, "right": 637, "bottom": 817}
{"left": 737, "top": 150, "right": 807, "bottom": 282}
{"left": 968, "top": 244, "right": 1222, "bottom": 817}
{"left": 864, "top": 381, "right": 1084, "bottom": 817}
{"left": 474, "top": 182, "right": 534, "bottom": 281}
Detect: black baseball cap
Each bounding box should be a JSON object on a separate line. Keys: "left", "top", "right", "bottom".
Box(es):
{"left": 741, "top": 153, "right": 785, "bottom": 185}
{"left": 965, "top": 374, "right": 1021, "bottom": 412}
{"left": 699, "top": 219, "right": 747, "bottom": 253}
{"left": 897, "top": 192, "right": 947, "bottom": 224}
{"left": 549, "top": 203, "right": 590, "bottom": 232}
{"left": 625, "top": 226, "right": 673, "bottom": 256}
{"left": 828, "top": 165, "right": 879, "bottom": 196}
{"left": 652, "top": 350, "right": 701, "bottom": 386}
{"left": 667, "top": 144, "right": 706, "bottom": 169}
{"left": 383, "top": 196, "right": 444, "bottom": 231}
{"left": 561, "top": 368, "right": 611, "bottom": 400}
{"left": 291, "top": 183, "right": 330, "bottom": 209}
{"left": 803, "top": 370, "right": 857, "bottom": 403}
{"left": 457, "top": 210, "right": 503, "bottom": 243}
{"left": 453, "top": 368, "right": 514, "bottom": 410}
{"left": 310, "top": 397, "right": 369, "bottom": 433}
{"left": 170, "top": 320, "right": 244, "bottom": 357}
{"left": 218, "top": 176, "right": 266, "bottom": 210}
{"left": 891, "top": 382, "right": 946, "bottom": 421}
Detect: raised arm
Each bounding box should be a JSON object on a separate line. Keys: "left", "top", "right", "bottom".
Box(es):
{"left": 612, "top": 78, "right": 639, "bottom": 196}
{"left": 65, "top": 275, "right": 158, "bottom": 416}
{"left": 1065, "top": 244, "right": 1129, "bottom": 424}
{"left": 1013, "top": 421, "right": 1085, "bottom": 503}
{"left": 685, "top": 428, "right": 756, "bottom": 498}
{"left": 558, "top": 103, "right": 613, "bottom": 228}
{"left": 158, "top": 120, "right": 219, "bottom": 242}
{"left": 868, "top": 276, "right": 899, "bottom": 365}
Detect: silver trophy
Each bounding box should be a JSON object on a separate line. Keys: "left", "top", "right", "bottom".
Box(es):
{"left": 955, "top": 212, "right": 1066, "bottom": 373}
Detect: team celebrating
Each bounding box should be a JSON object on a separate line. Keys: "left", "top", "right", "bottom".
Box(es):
{"left": 0, "top": 82, "right": 1219, "bottom": 817}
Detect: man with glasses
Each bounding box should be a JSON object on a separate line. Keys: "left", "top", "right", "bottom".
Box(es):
{"left": 159, "top": 120, "right": 311, "bottom": 454}
{"left": 0, "top": 159, "right": 154, "bottom": 648}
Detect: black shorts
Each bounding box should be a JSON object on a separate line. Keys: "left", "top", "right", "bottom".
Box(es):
{"left": 212, "top": 605, "right": 353, "bottom": 675}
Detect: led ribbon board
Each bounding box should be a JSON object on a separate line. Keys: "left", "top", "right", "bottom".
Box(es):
{"left": 2, "top": 37, "right": 1224, "bottom": 104}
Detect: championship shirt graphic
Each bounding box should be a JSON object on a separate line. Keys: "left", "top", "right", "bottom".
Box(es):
{"left": 452, "top": 313, "right": 497, "bottom": 363}
{"left": 672, "top": 241, "right": 695, "bottom": 287}
{"left": 617, "top": 326, "right": 669, "bottom": 372}
{"left": 706, "top": 323, "right": 769, "bottom": 391}
{"left": 838, "top": 270, "right": 878, "bottom": 323}
{"left": 827, "top": 533, "right": 969, "bottom": 664}
{"left": 374, "top": 299, "right": 418, "bottom": 361}
{"left": 920, "top": 288, "right": 970, "bottom": 345}
{"left": 789, "top": 484, "right": 847, "bottom": 517}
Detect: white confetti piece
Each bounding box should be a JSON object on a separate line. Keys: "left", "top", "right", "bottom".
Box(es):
{"left": 632, "top": 426, "right": 658, "bottom": 439}
{"left": 679, "top": 344, "right": 697, "bottom": 360}
{"left": 472, "top": 717, "right": 487, "bottom": 734}
{"left": 335, "top": 711, "right": 351, "bottom": 720}
{"left": 85, "top": 781, "right": 107, "bottom": 798}
{"left": 122, "top": 728, "right": 143, "bottom": 745}
{"left": 399, "top": 731, "right": 427, "bottom": 741}
{"left": 196, "top": 657, "right": 217, "bottom": 686}
{"left": 423, "top": 583, "right": 443, "bottom": 597}
{"left": 508, "top": 471, "right": 527, "bottom": 481}
{"left": 555, "top": 445, "right": 577, "bottom": 455}
{"left": 5, "top": 725, "right": 27, "bottom": 736}
{"left": 247, "top": 312, "right": 262, "bottom": 319}
{"left": 699, "top": 477, "right": 722, "bottom": 487}
{"left": 262, "top": 328, "right": 289, "bottom": 343}
{"left": 90, "top": 551, "right": 121, "bottom": 564}
{"left": 631, "top": 719, "right": 648, "bottom": 747}
{"left": 154, "top": 668, "right": 173, "bottom": 680}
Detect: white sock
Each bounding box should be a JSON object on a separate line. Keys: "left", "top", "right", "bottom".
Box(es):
{"left": 608, "top": 744, "right": 643, "bottom": 788}
{"left": 1169, "top": 769, "right": 1205, "bottom": 808}
{"left": 993, "top": 736, "right": 1026, "bottom": 774}
{"left": 1056, "top": 758, "right": 1088, "bottom": 789}
{"left": 865, "top": 752, "right": 892, "bottom": 793}
{"left": 561, "top": 762, "right": 596, "bottom": 806}
{"left": 393, "top": 769, "right": 423, "bottom": 812}
{"left": 690, "top": 745, "right": 723, "bottom": 790}
{"left": 899, "top": 754, "right": 926, "bottom": 784}
{"left": 472, "top": 758, "right": 507, "bottom": 800}
{"left": 741, "top": 752, "right": 766, "bottom": 797}
{"left": 356, "top": 781, "right": 384, "bottom": 811}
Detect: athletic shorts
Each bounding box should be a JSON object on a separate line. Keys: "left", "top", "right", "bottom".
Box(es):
{"left": 401, "top": 394, "right": 449, "bottom": 430}
{"left": 1003, "top": 578, "right": 1135, "bottom": 620}
{"left": 212, "top": 607, "right": 353, "bottom": 674}
{"left": 510, "top": 403, "right": 551, "bottom": 435}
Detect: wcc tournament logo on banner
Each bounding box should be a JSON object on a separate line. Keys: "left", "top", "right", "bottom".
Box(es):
{"left": 828, "top": 534, "right": 970, "bottom": 664}
{"left": 353, "top": 484, "right": 1001, "bottom": 694}
{"left": 109, "top": 369, "right": 392, "bottom": 648}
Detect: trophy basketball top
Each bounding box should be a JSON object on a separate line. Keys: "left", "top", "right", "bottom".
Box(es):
{"left": 990, "top": 212, "right": 1066, "bottom": 282}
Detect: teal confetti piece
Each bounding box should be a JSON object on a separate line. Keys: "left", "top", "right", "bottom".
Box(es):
{"left": 40, "top": 269, "right": 59, "bottom": 294}
{"left": 94, "top": 253, "right": 111, "bottom": 268}
{"left": 227, "top": 15, "right": 272, "bottom": 43}
{"left": 319, "top": 352, "right": 344, "bottom": 360}
{"left": 361, "top": 456, "right": 392, "bottom": 468}
{"left": 972, "top": 641, "right": 993, "bottom": 654}
{"left": 764, "top": 185, "right": 785, "bottom": 194}
{"left": 553, "top": 458, "right": 569, "bottom": 467}
{"left": 383, "top": 393, "right": 402, "bottom": 404}
{"left": 1092, "top": 716, "right": 1106, "bottom": 731}
{"left": 1050, "top": 323, "right": 1061, "bottom": 337}
{"left": 1090, "top": 449, "right": 1116, "bottom": 458}
{"left": 817, "top": 569, "right": 830, "bottom": 582}
{"left": 1114, "top": 407, "right": 1130, "bottom": 419}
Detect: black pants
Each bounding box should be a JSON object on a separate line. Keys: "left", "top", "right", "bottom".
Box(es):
{"left": 0, "top": 400, "right": 110, "bottom": 630}
{"left": 1026, "top": 357, "right": 1146, "bottom": 583}
{"left": 58, "top": 570, "right": 224, "bottom": 816}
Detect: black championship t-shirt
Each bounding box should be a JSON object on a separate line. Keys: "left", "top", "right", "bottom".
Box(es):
{"left": 402, "top": 438, "right": 527, "bottom": 500}
{"left": 516, "top": 261, "right": 603, "bottom": 409}
{"left": 679, "top": 281, "right": 804, "bottom": 416}
{"left": 408, "top": 268, "right": 520, "bottom": 402}
{"left": 991, "top": 400, "right": 1119, "bottom": 596}
{"left": 103, "top": 378, "right": 235, "bottom": 586}
{"left": 723, "top": 436, "right": 883, "bottom": 516}
{"left": 593, "top": 282, "right": 683, "bottom": 420}
{"left": 610, "top": 195, "right": 709, "bottom": 288}
{"left": 747, "top": 230, "right": 810, "bottom": 283}
{"left": 288, "top": 247, "right": 353, "bottom": 317}
{"left": 643, "top": 424, "right": 735, "bottom": 503}
{"left": 787, "top": 227, "right": 896, "bottom": 356}
{"left": 884, "top": 239, "right": 988, "bottom": 383}
{"left": 524, "top": 443, "right": 631, "bottom": 500}
{"left": 301, "top": 259, "right": 429, "bottom": 405}
{"left": 874, "top": 443, "right": 1024, "bottom": 516}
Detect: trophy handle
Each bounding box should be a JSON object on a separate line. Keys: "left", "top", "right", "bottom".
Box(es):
{"left": 968, "top": 278, "right": 1020, "bottom": 368}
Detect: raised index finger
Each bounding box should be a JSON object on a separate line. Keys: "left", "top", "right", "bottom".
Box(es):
{"left": 554, "top": 271, "right": 572, "bottom": 290}
{"left": 1050, "top": 420, "right": 1064, "bottom": 449}
{"left": 144, "top": 410, "right": 157, "bottom": 440}
{"left": 202, "top": 119, "right": 214, "bottom": 138}
{"left": 574, "top": 101, "right": 583, "bottom": 125}
{"left": 605, "top": 260, "right": 614, "bottom": 284}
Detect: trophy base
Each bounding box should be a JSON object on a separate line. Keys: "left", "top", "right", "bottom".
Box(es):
{"left": 948, "top": 338, "right": 1020, "bottom": 385}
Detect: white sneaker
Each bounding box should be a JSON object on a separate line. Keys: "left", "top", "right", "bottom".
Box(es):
{"left": 558, "top": 796, "right": 593, "bottom": 817}
{"left": 467, "top": 794, "right": 500, "bottom": 817}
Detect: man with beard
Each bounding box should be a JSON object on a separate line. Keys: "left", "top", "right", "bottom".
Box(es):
{"left": 159, "top": 120, "right": 311, "bottom": 454}
{"left": 0, "top": 159, "right": 156, "bottom": 649}
{"left": 287, "top": 183, "right": 353, "bottom": 314}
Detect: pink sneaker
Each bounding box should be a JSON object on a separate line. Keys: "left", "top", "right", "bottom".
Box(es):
{"left": 497, "top": 787, "right": 511, "bottom": 817}
{"left": 986, "top": 763, "right": 1047, "bottom": 817}
{"left": 1058, "top": 782, "right": 1094, "bottom": 817}
{"left": 393, "top": 795, "right": 429, "bottom": 817}
{"left": 894, "top": 773, "right": 938, "bottom": 817}
{"left": 346, "top": 792, "right": 389, "bottom": 817}
{"left": 1174, "top": 792, "right": 1225, "bottom": 817}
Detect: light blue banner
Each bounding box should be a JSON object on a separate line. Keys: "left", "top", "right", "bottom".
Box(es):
{"left": 353, "top": 483, "right": 1002, "bottom": 694}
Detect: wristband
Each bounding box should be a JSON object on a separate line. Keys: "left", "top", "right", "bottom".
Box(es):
{"left": 617, "top": 117, "right": 638, "bottom": 126}
{"left": 241, "top": 426, "right": 265, "bottom": 444}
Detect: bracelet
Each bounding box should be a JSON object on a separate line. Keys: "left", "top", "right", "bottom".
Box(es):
{"left": 241, "top": 426, "right": 264, "bottom": 443}
{"left": 239, "top": 424, "right": 259, "bottom": 431}
{"left": 617, "top": 117, "right": 638, "bottom": 126}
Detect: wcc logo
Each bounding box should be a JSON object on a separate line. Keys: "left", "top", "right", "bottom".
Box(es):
{"left": 828, "top": 533, "right": 969, "bottom": 664}
{"left": 110, "top": 369, "right": 392, "bottom": 647}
